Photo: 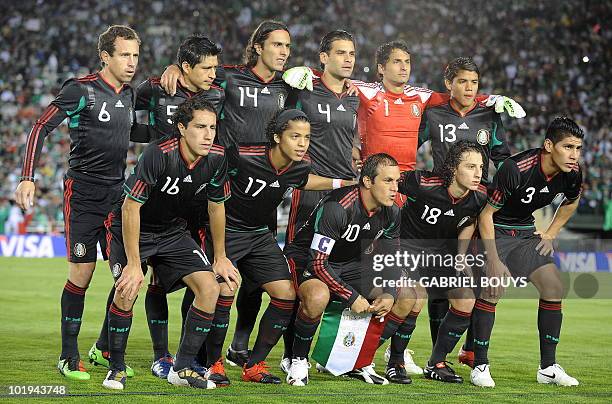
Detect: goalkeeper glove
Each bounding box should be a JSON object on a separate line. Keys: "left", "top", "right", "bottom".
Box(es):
{"left": 485, "top": 95, "right": 526, "bottom": 118}
{"left": 282, "top": 66, "right": 315, "bottom": 91}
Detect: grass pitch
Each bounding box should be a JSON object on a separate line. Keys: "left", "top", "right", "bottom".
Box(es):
{"left": 1, "top": 257, "right": 611, "bottom": 403}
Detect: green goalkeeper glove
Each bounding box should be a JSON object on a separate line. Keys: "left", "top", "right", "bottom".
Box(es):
{"left": 283, "top": 66, "right": 315, "bottom": 91}
{"left": 485, "top": 95, "right": 526, "bottom": 118}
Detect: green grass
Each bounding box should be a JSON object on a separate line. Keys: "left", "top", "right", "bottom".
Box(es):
{"left": 1, "top": 257, "right": 611, "bottom": 403}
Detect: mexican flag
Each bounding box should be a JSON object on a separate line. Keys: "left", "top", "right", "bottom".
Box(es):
{"left": 312, "top": 300, "right": 385, "bottom": 376}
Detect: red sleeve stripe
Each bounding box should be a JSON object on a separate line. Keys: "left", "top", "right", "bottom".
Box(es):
{"left": 223, "top": 181, "right": 231, "bottom": 196}
{"left": 477, "top": 184, "right": 488, "bottom": 194}
{"left": 22, "top": 104, "right": 60, "bottom": 177}
{"left": 489, "top": 189, "right": 503, "bottom": 203}
{"left": 518, "top": 161, "right": 538, "bottom": 172}
{"left": 159, "top": 138, "right": 179, "bottom": 149}
{"left": 517, "top": 154, "right": 538, "bottom": 166}
{"left": 130, "top": 180, "right": 147, "bottom": 198}
{"left": 312, "top": 251, "right": 351, "bottom": 300}
{"left": 338, "top": 188, "right": 359, "bottom": 207}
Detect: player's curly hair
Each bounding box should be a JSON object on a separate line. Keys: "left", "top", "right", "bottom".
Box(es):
{"left": 444, "top": 57, "right": 480, "bottom": 83}
{"left": 98, "top": 25, "right": 140, "bottom": 67}
{"left": 436, "top": 140, "right": 485, "bottom": 187}
{"left": 244, "top": 20, "right": 290, "bottom": 68}
{"left": 177, "top": 34, "right": 222, "bottom": 70}
{"left": 545, "top": 116, "right": 584, "bottom": 143}
{"left": 265, "top": 109, "right": 310, "bottom": 145}
{"left": 172, "top": 95, "right": 217, "bottom": 135}
{"left": 375, "top": 40, "right": 410, "bottom": 79}
{"left": 359, "top": 153, "right": 398, "bottom": 186}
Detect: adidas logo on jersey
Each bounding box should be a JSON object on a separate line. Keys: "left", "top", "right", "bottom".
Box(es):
{"left": 337, "top": 104, "right": 346, "bottom": 111}
{"left": 540, "top": 186, "right": 549, "bottom": 193}
{"left": 261, "top": 87, "right": 271, "bottom": 94}
{"left": 458, "top": 122, "right": 469, "bottom": 130}
{"left": 363, "top": 223, "right": 371, "bottom": 230}
{"left": 183, "top": 175, "right": 192, "bottom": 183}
{"left": 394, "top": 98, "right": 403, "bottom": 104}
{"left": 269, "top": 180, "right": 280, "bottom": 188}
{"left": 444, "top": 209, "right": 455, "bottom": 216}
{"left": 115, "top": 100, "right": 124, "bottom": 108}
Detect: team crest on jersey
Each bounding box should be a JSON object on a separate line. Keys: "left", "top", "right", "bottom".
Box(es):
{"left": 278, "top": 94, "right": 285, "bottom": 109}
{"left": 411, "top": 103, "right": 421, "bottom": 117}
{"left": 112, "top": 263, "right": 122, "bottom": 278}
{"left": 343, "top": 332, "right": 356, "bottom": 347}
{"left": 73, "top": 243, "right": 86, "bottom": 258}
{"left": 476, "top": 129, "right": 490, "bottom": 145}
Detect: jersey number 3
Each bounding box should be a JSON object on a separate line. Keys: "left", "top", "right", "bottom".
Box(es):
{"left": 521, "top": 187, "right": 535, "bottom": 203}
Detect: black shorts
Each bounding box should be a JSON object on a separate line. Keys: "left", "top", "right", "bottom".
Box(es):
{"left": 106, "top": 223, "right": 212, "bottom": 293}
{"left": 203, "top": 229, "right": 291, "bottom": 293}
{"left": 285, "top": 189, "right": 329, "bottom": 244}
{"left": 495, "top": 227, "right": 555, "bottom": 278}
{"left": 63, "top": 176, "right": 122, "bottom": 263}
{"left": 289, "top": 257, "right": 377, "bottom": 300}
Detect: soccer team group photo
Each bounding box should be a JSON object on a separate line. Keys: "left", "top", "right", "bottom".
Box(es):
{"left": 1, "top": 1, "right": 610, "bottom": 401}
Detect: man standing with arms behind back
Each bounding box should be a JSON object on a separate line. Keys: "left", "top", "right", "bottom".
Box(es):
{"left": 14, "top": 25, "right": 141, "bottom": 381}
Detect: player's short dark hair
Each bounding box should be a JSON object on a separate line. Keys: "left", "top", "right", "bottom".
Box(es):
{"left": 545, "top": 116, "right": 585, "bottom": 144}
{"left": 244, "top": 20, "right": 289, "bottom": 68}
{"left": 98, "top": 25, "right": 140, "bottom": 65}
{"left": 375, "top": 40, "right": 410, "bottom": 76}
{"left": 319, "top": 30, "right": 355, "bottom": 69}
{"left": 265, "top": 109, "right": 310, "bottom": 145}
{"left": 360, "top": 153, "right": 398, "bottom": 186}
{"left": 172, "top": 95, "right": 217, "bottom": 134}
{"left": 177, "top": 34, "right": 222, "bottom": 70}
{"left": 444, "top": 57, "right": 480, "bottom": 82}
{"left": 437, "top": 140, "right": 485, "bottom": 187}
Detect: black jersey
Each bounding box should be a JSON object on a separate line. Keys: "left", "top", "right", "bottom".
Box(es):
{"left": 418, "top": 100, "right": 510, "bottom": 181}
{"left": 215, "top": 65, "right": 289, "bottom": 146}
{"left": 285, "top": 185, "right": 400, "bottom": 303}
{"left": 224, "top": 144, "right": 311, "bottom": 232}
{"left": 21, "top": 73, "right": 147, "bottom": 185}
{"left": 289, "top": 78, "right": 359, "bottom": 180}
{"left": 118, "top": 137, "right": 230, "bottom": 233}
{"left": 487, "top": 148, "right": 582, "bottom": 228}
{"left": 399, "top": 170, "right": 487, "bottom": 252}
{"left": 136, "top": 76, "right": 225, "bottom": 140}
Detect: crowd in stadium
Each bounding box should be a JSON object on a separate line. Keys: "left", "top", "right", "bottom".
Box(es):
{"left": 1, "top": 0, "right": 610, "bottom": 234}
